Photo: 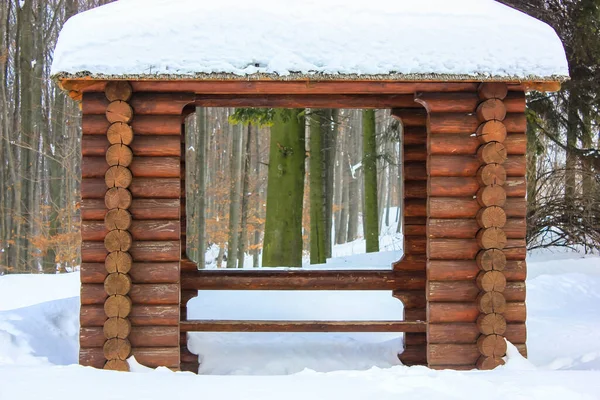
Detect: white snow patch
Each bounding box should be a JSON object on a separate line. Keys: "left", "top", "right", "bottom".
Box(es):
{"left": 51, "top": 0, "right": 568, "bottom": 80}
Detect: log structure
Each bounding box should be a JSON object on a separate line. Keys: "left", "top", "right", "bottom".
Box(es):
{"left": 66, "top": 78, "right": 551, "bottom": 373}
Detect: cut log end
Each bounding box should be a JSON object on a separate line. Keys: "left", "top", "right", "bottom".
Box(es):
{"left": 476, "top": 249, "right": 507, "bottom": 271}
{"left": 106, "top": 100, "right": 133, "bottom": 124}
{"left": 106, "top": 122, "right": 134, "bottom": 145}
{"left": 105, "top": 81, "right": 133, "bottom": 102}
{"left": 476, "top": 206, "right": 507, "bottom": 229}
{"left": 477, "top": 334, "right": 508, "bottom": 358}
{"left": 106, "top": 144, "right": 133, "bottom": 167}
{"left": 476, "top": 98, "right": 507, "bottom": 122}
{"left": 476, "top": 227, "right": 508, "bottom": 250}
{"left": 477, "top": 164, "right": 507, "bottom": 186}
{"left": 104, "top": 295, "right": 132, "bottom": 318}
{"left": 104, "top": 230, "right": 133, "bottom": 252}
{"left": 476, "top": 355, "right": 505, "bottom": 370}
{"left": 477, "top": 185, "right": 507, "bottom": 207}
{"left": 104, "top": 272, "right": 132, "bottom": 296}
{"left": 104, "top": 359, "right": 130, "bottom": 372}
{"left": 103, "top": 337, "right": 132, "bottom": 361}
{"left": 477, "top": 291, "right": 507, "bottom": 314}
{"left": 105, "top": 188, "right": 132, "bottom": 210}
{"left": 104, "top": 317, "right": 132, "bottom": 339}
{"left": 105, "top": 251, "right": 132, "bottom": 274}
{"left": 477, "top": 142, "right": 507, "bottom": 165}
{"left": 476, "top": 121, "right": 507, "bottom": 144}
{"left": 105, "top": 166, "right": 133, "bottom": 189}
{"left": 478, "top": 83, "right": 508, "bottom": 100}
{"left": 477, "top": 313, "right": 507, "bottom": 335}
{"left": 104, "top": 209, "right": 132, "bottom": 231}
{"left": 477, "top": 270, "right": 507, "bottom": 292}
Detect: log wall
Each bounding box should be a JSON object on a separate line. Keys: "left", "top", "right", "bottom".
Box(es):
{"left": 80, "top": 83, "right": 189, "bottom": 370}
{"left": 391, "top": 108, "right": 428, "bottom": 366}
{"left": 417, "top": 84, "right": 528, "bottom": 370}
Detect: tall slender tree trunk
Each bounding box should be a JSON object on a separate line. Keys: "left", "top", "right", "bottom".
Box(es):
{"left": 237, "top": 123, "right": 252, "bottom": 268}
{"left": 309, "top": 110, "right": 326, "bottom": 264}
{"left": 252, "top": 124, "right": 261, "bottom": 268}
{"left": 262, "top": 109, "right": 306, "bottom": 267}
{"left": 227, "top": 123, "right": 243, "bottom": 268}
{"left": 324, "top": 109, "right": 337, "bottom": 258}
{"left": 195, "top": 107, "right": 207, "bottom": 268}
{"left": 362, "top": 110, "right": 379, "bottom": 253}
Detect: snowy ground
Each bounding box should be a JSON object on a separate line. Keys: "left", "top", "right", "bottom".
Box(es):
{"left": 0, "top": 242, "right": 599, "bottom": 399}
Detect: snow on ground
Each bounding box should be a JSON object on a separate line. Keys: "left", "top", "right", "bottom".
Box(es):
{"left": 1, "top": 242, "right": 599, "bottom": 399}
{"left": 51, "top": 0, "right": 568, "bottom": 80}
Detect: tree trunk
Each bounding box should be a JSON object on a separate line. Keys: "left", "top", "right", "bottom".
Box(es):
{"left": 262, "top": 109, "right": 306, "bottom": 267}
{"left": 309, "top": 110, "right": 327, "bottom": 264}
{"left": 196, "top": 107, "right": 207, "bottom": 268}
{"left": 362, "top": 110, "right": 379, "bottom": 253}
{"left": 324, "top": 109, "right": 337, "bottom": 258}
{"left": 237, "top": 123, "right": 253, "bottom": 268}
{"left": 226, "top": 122, "right": 243, "bottom": 268}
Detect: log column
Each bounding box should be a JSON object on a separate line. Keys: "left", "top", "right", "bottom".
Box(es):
{"left": 391, "top": 108, "right": 427, "bottom": 366}
{"left": 80, "top": 85, "right": 194, "bottom": 370}
{"left": 416, "top": 86, "right": 527, "bottom": 370}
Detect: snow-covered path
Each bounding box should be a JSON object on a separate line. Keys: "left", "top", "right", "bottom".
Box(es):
{"left": 1, "top": 248, "right": 599, "bottom": 399}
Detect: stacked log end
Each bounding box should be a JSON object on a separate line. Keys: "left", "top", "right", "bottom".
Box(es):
{"left": 80, "top": 82, "right": 186, "bottom": 371}
{"left": 391, "top": 108, "right": 427, "bottom": 367}
{"left": 418, "top": 84, "right": 527, "bottom": 370}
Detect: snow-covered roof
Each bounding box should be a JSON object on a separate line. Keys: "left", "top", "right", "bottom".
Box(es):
{"left": 51, "top": 0, "right": 569, "bottom": 82}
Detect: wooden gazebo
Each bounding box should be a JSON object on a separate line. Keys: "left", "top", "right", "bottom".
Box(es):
{"left": 51, "top": 0, "right": 568, "bottom": 372}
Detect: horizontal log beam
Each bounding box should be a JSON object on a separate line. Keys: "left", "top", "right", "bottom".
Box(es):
{"left": 81, "top": 283, "right": 180, "bottom": 305}
{"left": 428, "top": 239, "right": 526, "bottom": 260}
{"left": 427, "top": 260, "right": 526, "bottom": 281}
{"left": 82, "top": 178, "right": 180, "bottom": 199}
{"left": 427, "top": 113, "right": 526, "bottom": 135}
{"left": 80, "top": 326, "right": 179, "bottom": 347}
{"left": 180, "top": 320, "right": 427, "bottom": 333}
{"left": 428, "top": 323, "right": 526, "bottom": 344}
{"left": 427, "top": 281, "right": 525, "bottom": 302}
{"left": 82, "top": 157, "right": 180, "bottom": 178}
{"left": 194, "top": 94, "right": 421, "bottom": 108}
{"left": 428, "top": 197, "right": 526, "bottom": 219}
{"left": 427, "top": 218, "right": 526, "bottom": 239}
{"left": 82, "top": 220, "right": 181, "bottom": 241}
{"left": 81, "top": 304, "right": 179, "bottom": 327}
{"left": 81, "top": 262, "right": 180, "bottom": 284}
{"left": 82, "top": 241, "right": 180, "bottom": 263}
{"left": 429, "top": 133, "right": 526, "bottom": 156}
{"left": 82, "top": 135, "right": 181, "bottom": 157}
{"left": 81, "top": 199, "right": 180, "bottom": 221}
{"left": 180, "top": 269, "right": 425, "bottom": 290}
{"left": 83, "top": 92, "right": 194, "bottom": 115}
{"left": 429, "top": 177, "right": 525, "bottom": 198}
{"left": 80, "top": 346, "right": 179, "bottom": 368}
{"left": 428, "top": 155, "right": 525, "bottom": 177}
{"left": 83, "top": 115, "right": 181, "bottom": 135}
{"left": 428, "top": 302, "right": 526, "bottom": 323}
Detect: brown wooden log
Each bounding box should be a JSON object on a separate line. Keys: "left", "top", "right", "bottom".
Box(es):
{"left": 404, "top": 199, "right": 426, "bottom": 218}
{"left": 403, "top": 145, "right": 427, "bottom": 162}
{"left": 404, "top": 308, "right": 426, "bottom": 321}
{"left": 105, "top": 209, "right": 132, "bottom": 231}
{"left": 477, "top": 185, "right": 507, "bottom": 207}
{"left": 105, "top": 273, "right": 132, "bottom": 296}
{"left": 86, "top": 92, "right": 194, "bottom": 115}
{"left": 477, "top": 164, "right": 506, "bottom": 186}
{"left": 427, "top": 260, "right": 525, "bottom": 281}
{"left": 404, "top": 236, "right": 426, "bottom": 255}
{"left": 131, "top": 347, "right": 180, "bottom": 368}
{"left": 477, "top": 120, "right": 507, "bottom": 143}
{"left": 478, "top": 334, "right": 508, "bottom": 357}
{"left": 428, "top": 177, "right": 524, "bottom": 198}
{"left": 403, "top": 127, "right": 427, "bottom": 145}
{"left": 477, "top": 291, "right": 506, "bottom": 314}
{"left": 83, "top": 240, "right": 181, "bottom": 263}
{"left": 476, "top": 227, "right": 507, "bottom": 249}
{"left": 104, "top": 317, "right": 131, "bottom": 339}
{"left": 476, "top": 271, "right": 507, "bottom": 292}
{"left": 84, "top": 178, "right": 181, "bottom": 199}
{"left": 404, "top": 225, "right": 426, "bottom": 236}
{"left": 106, "top": 144, "right": 133, "bottom": 167}
{"left": 477, "top": 313, "right": 507, "bottom": 335}
{"left": 428, "top": 302, "right": 525, "bottom": 323}
{"left": 427, "top": 218, "right": 524, "bottom": 240}
{"left": 104, "top": 359, "right": 130, "bottom": 371}
{"left": 128, "top": 326, "right": 179, "bottom": 347}
{"left": 106, "top": 101, "right": 133, "bottom": 124}
{"left": 79, "top": 347, "right": 106, "bottom": 368}
{"left": 477, "top": 207, "right": 507, "bottom": 229}
{"left": 404, "top": 333, "right": 427, "bottom": 346}
{"left": 81, "top": 262, "right": 179, "bottom": 284}
{"left": 428, "top": 281, "right": 479, "bottom": 302}
{"left": 404, "top": 162, "right": 427, "bottom": 181}
{"left": 80, "top": 283, "right": 107, "bottom": 305}
{"left": 429, "top": 133, "right": 525, "bottom": 156}
{"left": 105, "top": 251, "right": 133, "bottom": 274}
{"left": 83, "top": 220, "right": 181, "bottom": 242}
{"left": 428, "top": 155, "right": 524, "bottom": 178}
{"left": 104, "top": 230, "right": 133, "bottom": 252}
{"left": 180, "top": 319, "right": 426, "bottom": 333}
{"left": 104, "top": 295, "right": 132, "bottom": 318}
{"left": 103, "top": 337, "right": 132, "bottom": 360}
{"left": 476, "top": 99, "right": 506, "bottom": 122}
{"left": 84, "top": 115, "right": 182, "bottom": 135}
{"left": 393, "top": 290, "right": 427, "bottom": 309}
{"left": 129, "top": 305, "right": 179, "bottom": 326}
{"left": 104, "top": 187, "right": 132, "bottom": 209}
{"left": 105, "top": 81, "right": 133, "bottom": 102}
{"left": 477, "top": 249, "right": 507, "bottom": 271}
{"left": 391, "top": 109, "right": 426, "bottom": 126}
{"left": 181, "top": 269, "right": 424, "bottom": 291}
{"left": 392, "top": 255, "right": 426, "bottom": 272}
{"left": 428, "top": 344, "right": 480, "bottom": 366}
{"left": 84, "top": 157, "right": 181, "bottom": 179}
{"left": 398, "top": 345, "right": 427, "bottom": 366}
{"left": 414, "top": 92, "right": 479, "bottom": 113}
{"left": 478, "top": 83, "right": 508, "bottom": 100}
{"left": 83, "top": 135, "right": 181, "bottom": 157}
{"left": 106, "top": 122, "right": 134, "bottom": 145}
{"left": 428, "top": 323, "right": 526, "bottom": 344}
{"left": 478, "top": 142, "right": 508, "bottom": 164}
{"left": 477, "top": 355, "right": 505, "bottom": 370}
{"left": 83, "top": 198, "right": 180, "bottom": 220}
{"left": 129, "top": 284, "right": 180, "bottom": 304}
{"left": 428, "top": 239, "right": 524, "bottom": 260}
{"left": 105, "top": 165, "right": 133, "bottom": 188}
{"left": 404, "top": 181, "right": 427, "bottom": 199}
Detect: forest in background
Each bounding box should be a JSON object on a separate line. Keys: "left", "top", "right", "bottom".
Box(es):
{"left": 0, "top": 0, "right": 599, "bottom": 273}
